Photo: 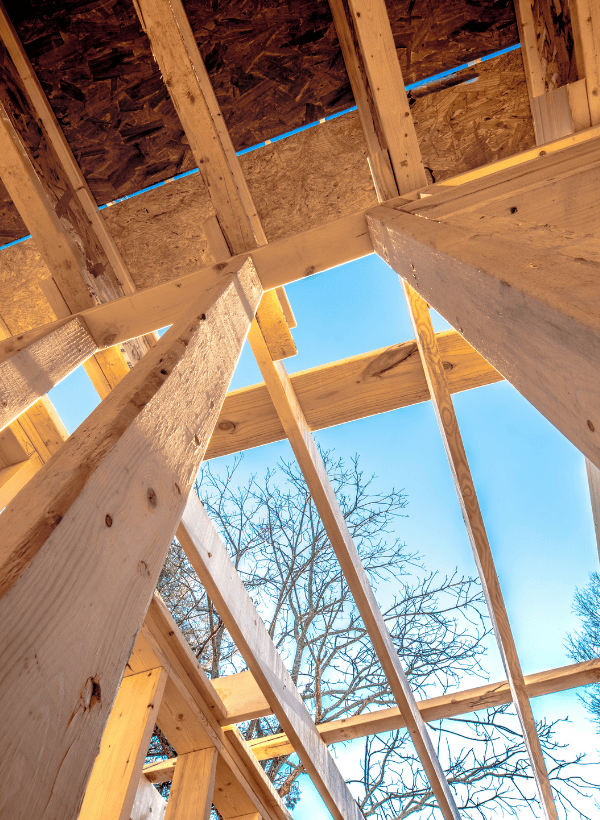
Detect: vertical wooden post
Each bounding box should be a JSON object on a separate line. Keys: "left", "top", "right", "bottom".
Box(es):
{"left": 79, "top": 668, "right": 167, "bottom": 820}
{"left": 165, "top": 747, "right": 218, "bottom": 820}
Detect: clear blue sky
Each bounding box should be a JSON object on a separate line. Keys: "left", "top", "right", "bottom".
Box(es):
{"left": 50, "top": 251, "right": 600, "bottom": 817}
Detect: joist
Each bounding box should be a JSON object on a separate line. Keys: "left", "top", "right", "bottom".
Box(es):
{"left": 134, "top": 0, "right": 296, "bottom": 362}
{"left": 177, "top": 495, "right": 363, "bottom": 820}
{"left": 403, "top": 283, "right": 559, "bottom": 819}
{"left": 367, "top": 204, "right": 600, "bottom": 469}
{"left": 247, "top": 321, "right": 459, "bottom": 819}
{"left": 164, "top": 747, "right": 217, "bottom": 820}
{"left": 0, "top": 262, "right": 261, "bottom": 820}
{"left": 571, "top": 0, "right": 600, "bottom": 125}
{"left": 142, "top": 657, "right": 600, "bottom": 777}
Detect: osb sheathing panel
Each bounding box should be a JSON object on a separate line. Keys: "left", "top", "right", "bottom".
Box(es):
{"left": 4, "top": 0, "right": 518, "bottom": 206}
{"left": 0, "top": 52, "right": 534, "bottom": 333}
{"left": 532, "top": 0, "right": 577, "bottom": 91}
{"left": 414, "top": 50, "right": 535, "bottom": 181}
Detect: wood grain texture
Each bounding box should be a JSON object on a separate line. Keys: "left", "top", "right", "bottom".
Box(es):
{"left": 165, "top": 747, "right": 217, "bottom": 820}
{"left": 571, "top": 0, "right": 600, "bottom": 125}
{"left": 0, "top": 263, "right": 260, "bottom": 820}
{"left": 0, "top": 316, "right": 96, "bottom": 431}
{"left": 348, "top": 0, "right": 426, "bottom": 192}
{"left": 247, "top": 321, "right": 459, "bottom": 819}
{"left": 130, "top": 776, "right": 167, "bottom": 820}
{"left": 402, "top": 282, "right": 558, "bottom": 820}
{"left": 206, "top": 330, "right": 502, "bottom": 460}
{"left": 78, "top": 667, "right": 167, "bottom": 820}
{"left": 178, "top": 495, "right": 363, "bottom": 820}
{"left": 130, "top": 594, "right": 293, "bottom": 820}
{"left": 367, "top": 203, "right": 600, "bottom": 468}
{"left": 3, "top": 0, "right": 517, "bottom": 206}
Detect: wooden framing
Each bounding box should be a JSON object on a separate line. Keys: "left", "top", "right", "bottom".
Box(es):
{"left": 0, "top": 1, "right": 599, "bottom": 819}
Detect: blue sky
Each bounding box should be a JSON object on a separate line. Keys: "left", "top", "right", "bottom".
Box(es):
{"left": 49, "top": 251, "right": 600, "bottom": 817}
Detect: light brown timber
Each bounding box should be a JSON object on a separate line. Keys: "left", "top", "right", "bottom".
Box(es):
{"left": 571, "top": 0, "right": 600, "bottom": 125}
{"left": 403, "top": 282, "right": 558, "bottom": 820}
{"left": 247, "top": 321, "right": 459, "bottom": 819}
{"left": 0, "top": 316, "right": 97, "bottom": 431}
{"left": 164, "top": 747, "right": 217, "bottom": 820}
{"left": 177, "top": 495, "right": 363, "bottom": 820}
{"left": 368, "top": 204, "right": 600, "bottom": 468}
{"left": 78, "top": 667, "right": 167, "bottom": 820}
{"left": 0, "top": 263, "right": 261, "bottom": 820}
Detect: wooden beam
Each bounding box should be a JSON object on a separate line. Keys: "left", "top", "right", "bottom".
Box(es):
{"left": 141, "top": 657, "right": 600, "bottom": 774}
{"left": 402, "top": 283, "right": 559, "bottom": 820}
{"left": 247, "top": 322, "right": 459, "bottom": 819}
{"left": 130, "top": 595, "right": 292, "bottom": 820}
{"left": 134, "top": 0, "right": 296, "bottom": 363}
{"left": 344, "top": 0, "right": 427, "bottom": 194}
{"left": 585, "top": 458, "right": 600, "bottom": 561}
{"left": 0, "top": 262, "right": 261, "bottom": 820}
{"left": 367, "top": 204, "right": 600, "bottom": 467}
{"left": 130, "top": 776, "right": 167, "bottom": 820}
{"left": 177, "top": 496, "right": 363, "bottom": 820}
{"left": 514, "top": 0, "right": 546, "bottom": 105}
{"left": 205, "top": 330, "right": 502, "bottom": 460}
{"left": 571, "top": 0, "right": 600, "bottom": 125}
{"left": 0, "top": 316, "right": 96, "bottom": 431}
{"left": 79, "top": 667, "right": 167, "bottom": 820}
{"left": 165, "top": 747, "right": 217, "bottom": 820}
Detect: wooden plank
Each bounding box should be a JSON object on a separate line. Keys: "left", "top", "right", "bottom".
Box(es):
{"left": 571, "top": 0, "right": 600, "bottom": 125}
{"left": 0, "top": 457, "right": 41, "bottom": 508}
{"left": 143, "top": 657, "right": 600, "bottom": 774}
{"left": 0, "top": 262, "right": 261, "bottom": 820}
{"left": 165, "top": 747, "right": 217, "bottom": 820}
{"left": 79, "top": 667, "right": 168, "bottom": 820}
{"left": 402, "top": 282, "right": 558, "bottom": 820}
{"left": 0, "top": 316, "right": 97, "bottom": 432}
{"left": 367, "top": 203, "right": 600, "bottom": 468}
{"left": 130, "top": 595, "right": 292, "bottom": 820}
{"left": 130, "top": 776, "right": 167, "bottom": 820}
{"left": 205, "top": 330, "right": 502, "bottom": 460}
{"left": 346, "top": 0, "right": 427, "bottom": 193}
{"left": 514, "top": 0, "right": 545, "bottom": 118}
{"left": 177, "top": 496, "right": 363, "bottom": 820}
{"left": 212, "top": 670, "right": 273, "bottom": 723}
{"left": 246, "top": 322, "right": 459, "bottom": 819}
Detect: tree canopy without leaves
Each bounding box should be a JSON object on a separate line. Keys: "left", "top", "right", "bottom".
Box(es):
{"left": 567, "top": 571, "right": 600, "bottom": 728}
{"left": 151, "top": 451, "right": 599, "bottom": 818}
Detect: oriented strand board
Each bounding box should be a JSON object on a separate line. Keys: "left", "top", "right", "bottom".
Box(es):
{"left": 0, "top": 52, "right": 534, "bottom": 327}
{"left": 531, "top": 0, "right": 577, "bottom": 92}
{"left": 4, "top": 0, "right": 517, "bottom": 206}
{"left": 414, "top": 50, "right": 535, "bottom": 181}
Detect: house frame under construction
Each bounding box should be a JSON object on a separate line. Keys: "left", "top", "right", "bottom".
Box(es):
{"left": 1, "top": 0, "right": 600, "bottom": 818}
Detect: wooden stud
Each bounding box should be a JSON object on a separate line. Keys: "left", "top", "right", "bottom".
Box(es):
{"left": 585, "top": 458, "right": 600, "bottom": 561}
{"left": 78, "top": 667, "right": 168, "bottom": 820}
{"left": 571, "top": 0, "right": 600, "bottom": 125}
{"left": 0, "top": 263, "right": 261, "bottom": 820}
{"left": 177, "top": 496, "right": 363, "bottom": 820}
{"left": 402, "top": 282, "right": 559, "bottom": 820}
{"left": 165, "top": 747, "right": 217, "bottom": 820}
{"left": 130, "top": 776, "right": 167, "bottom": 820}
{"left": 247, "top": 322, "right": 459, "bottom": 819}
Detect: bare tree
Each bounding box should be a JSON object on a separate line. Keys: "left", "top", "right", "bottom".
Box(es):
{"left": 567, "top": 571, "right": 600, "bottom": 728}
{"left": 150, "top": 452, "right": 599, "bottom": 817}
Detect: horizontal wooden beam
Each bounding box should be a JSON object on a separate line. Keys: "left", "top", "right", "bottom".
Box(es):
{"left": 0, "top": 316, "right": 97, "bottom": 432}
{"left": 206, "top": 329, "right": 501, "bottom": 460}
{"left": 144, "top": 657, "right": 600, "bottom": 781}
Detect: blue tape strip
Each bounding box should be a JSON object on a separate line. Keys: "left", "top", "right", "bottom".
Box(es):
{"left": 0, "top": 43, "right": 521, "bottom": 253}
